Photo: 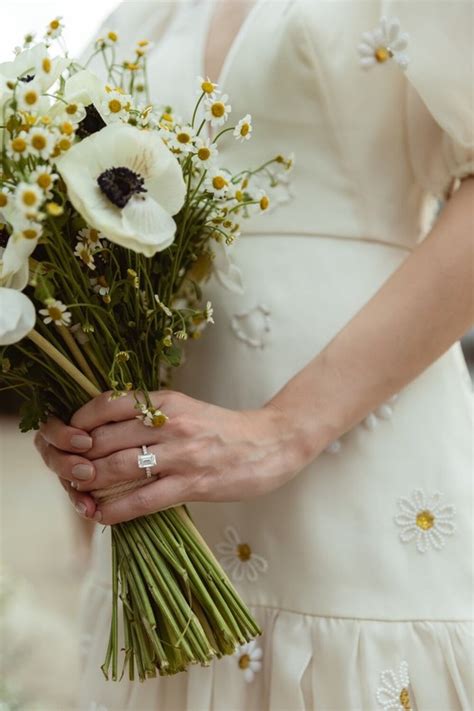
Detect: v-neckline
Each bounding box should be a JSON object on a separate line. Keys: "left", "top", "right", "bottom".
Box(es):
{"left": 200, "top": 0, "right": 263, "bottom": 89}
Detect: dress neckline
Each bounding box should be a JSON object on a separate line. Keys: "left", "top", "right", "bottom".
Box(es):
{"left": 199, "top": 0, "right": 264, "bottom": 88}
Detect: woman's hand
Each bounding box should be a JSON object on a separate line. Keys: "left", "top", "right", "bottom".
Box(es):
{"left": 34, "top": 390, "right": 319, "bottom": 525}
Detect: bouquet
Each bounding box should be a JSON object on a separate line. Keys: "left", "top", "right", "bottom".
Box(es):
{"left": 0, "top": 20, "right": 293, "bottom": 681}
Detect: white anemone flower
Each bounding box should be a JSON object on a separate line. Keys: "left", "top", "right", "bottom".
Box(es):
{"left": 210, "top": 240, "right": 244, "bottom": 294}
{"left": 56, "top": 123, "right": 186, "bottom": 256}
{"left": 63, "top": 69, "right": 103, "bottom": 107}
{"left": 0, "top": 42, "right": 69, "bottom": 91}
{"left": 0, "top": 287, "right": 35, "bottom": 345}
{"left": 0, "top": 238, "right": 32, "bottom": 290}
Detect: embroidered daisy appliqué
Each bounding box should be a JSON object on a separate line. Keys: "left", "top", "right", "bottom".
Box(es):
{"left": 235, "top": 640, "right": 262, "bottom": 683}
{"left": 216, "top": 526, "right": 268, "bottom": 582}
{"left": 376, "top": 660, "right": 412, "bottom": 710}
{"left": 395, "top": 489, "right": 456, "bottom": 553}
{"left": 358, "top": 16, "right": 409, "bottom": 70}
{"left": 231, "top": 303, "right": 271, "bottom": 349}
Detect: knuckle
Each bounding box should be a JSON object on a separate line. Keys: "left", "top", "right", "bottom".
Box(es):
{"left": 135, "top": 486, "right": 152, "bottom": 512}
{"left": 171, "top": 414, "right": 195, "bottom": 438}
{"left": 183, "top": 440, "right": 202, "bottom": 468}
{"left": 108, "top": 450, "right": 128, "bottom": 474}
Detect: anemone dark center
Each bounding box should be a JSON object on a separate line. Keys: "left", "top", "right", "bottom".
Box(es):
{"left": 0, "top": 225, "right": 10, "bottom": 249}
{"left": 97, "top": 166, "right": 147, "bottom": 208}
{"left": 76, "top": 104, "right": 106, "bottom": 139}
{"left": 19, "top": 74, "right": 35, "bottom": 83}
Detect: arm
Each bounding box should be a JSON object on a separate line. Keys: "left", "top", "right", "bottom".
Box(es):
{"left": 35, "top": 177, "right": 474, "bottom": 524}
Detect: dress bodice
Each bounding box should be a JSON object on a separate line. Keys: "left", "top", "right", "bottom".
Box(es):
{"left": 90, "top": 0, "right": 474, "bottom": 251}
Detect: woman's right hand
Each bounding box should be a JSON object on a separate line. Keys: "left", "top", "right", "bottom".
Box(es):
{"left": 34, "top": 417, "right": 98, "bottom": 520}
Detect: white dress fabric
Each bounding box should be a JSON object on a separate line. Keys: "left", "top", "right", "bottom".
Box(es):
{"left": 79, "top": 2, "right": 474, "bottom": 709}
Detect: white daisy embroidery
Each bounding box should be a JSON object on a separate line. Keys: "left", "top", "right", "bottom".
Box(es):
{"left": 231, "top": 304, "right": 271, "bottom": 349}
{"left": 235, "top": 640, "right": 262, "bottom": 683}
{"left": 216, "top": 526, "right": 268, "bottom": 582}
{"left": 376, "top": 660, "right": 412, "bottom": 710}
{"left": 358, "top": 16, "right": 409, "bottom": 70}
{"left": 395, "top": 489, "right": 456, "bottom": 553}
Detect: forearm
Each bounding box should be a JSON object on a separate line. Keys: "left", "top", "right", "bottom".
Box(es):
{"left": 268, "top": 177, "right": 474, "bottom": 456}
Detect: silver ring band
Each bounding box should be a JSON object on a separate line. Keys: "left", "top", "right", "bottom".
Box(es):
{"left": 137, "top": 444, "right": 157, "bottom": 479}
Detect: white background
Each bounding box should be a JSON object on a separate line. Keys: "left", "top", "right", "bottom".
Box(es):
{"left": 0, "top": 0, "right": 119, "bottom": 60}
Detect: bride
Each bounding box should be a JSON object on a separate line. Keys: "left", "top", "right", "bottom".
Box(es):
{"left": 35, "top": 1, "right": 473, "bottom": 709}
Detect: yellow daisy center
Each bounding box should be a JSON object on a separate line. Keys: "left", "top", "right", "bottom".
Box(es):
{"left": 89, "top": 229, "right": 100, "bottom": 243}
{"left": 37, "top": 173, "right": 52, "bottom": 190}
{"left": 23, "top": 228, "right": 38, "bottom": 239}
{"left": 212, "top": 176, "right": 226, "bottom": 190}
{"left": 107, "top": 31, "right": 118, "bottom": 42}
{"left": 235, "top": 190, "right": 244, "bottom": 202}
{"left": 162, "top": 112, "right": 173, "bottom": 122}
{"left": 108, "top": 98, "right": 122, "bottom": 113}
{"left": 375, "top": 46, "right": 391, "bottom": 63}
{"left": 31, "top": 133, "right": 47, "bottom": 150}
{"left": 137, "top": 39, "right": 149, "bottom": 47}
{"left": 22, "top": 190, "right": 38, "bottom": 207}
{"left": 46, "top": 202, "right": 63, "bottom": 216}
{"left": 399, "top": 688, "right": 411, "bottom": 710}
{"left": 416, "top": 510, "right": 435, "bottom": 531}
{"left": 49, "top": 19, "right": 60, "bottom": 30}
{"left": 48, "top": 306, "right": 62, "bottom": 321}
{"left": 152, "top": 413, "right": 168, "bottom": 427}
{"left": 260, "top": 195, "right": 270, "bottom": 210}
{"left": 60, "top": 121, "right": 75, "bottom": 135}
{"left": 198, "top": 147, "right": 211, "bottom": 161}
{"left": 211, "top": 102, "right": 225, "bottom": 118}
{"left": 65, "top": 103, "right": 78, "bottom": 115}
{"left": 0, "top": 194, "right": 8, "bottom": 207}
{"left": 24, "top": 90, "right": 38, "bottom": 105}
{"left": 238, "top": 654, "right": 251, "bottom": 670}
{"left": 202, "top": 80, "right": 215, "bottom": 94}
{"left": 177, "top": 132, "right": 191, "bottom": 144}
{"left": 58, "top": 137, "right": 72, "bottom": 151}
{"left": 240, "top": 123, "right": 250, "bottom": 136}
{"left": 237, "top": 543, "right": 252, "bottom": 561}
{"left": 42, "top": 57, "right": 52, "bottom": 73}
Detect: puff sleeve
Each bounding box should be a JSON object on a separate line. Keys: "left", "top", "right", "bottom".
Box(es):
{"left": 385, "top": 0, "right": 474, "bottom": 200}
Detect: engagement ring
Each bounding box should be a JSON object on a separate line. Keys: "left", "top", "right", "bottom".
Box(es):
{"left": 137, "top": 444, "right": 156, "bottom": 479}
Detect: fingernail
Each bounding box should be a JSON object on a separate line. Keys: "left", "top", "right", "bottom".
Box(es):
{"left": 75, "top": 502, "right": 87, "bottom": 516}
{"left": 70, "top": 434, "right": 93, "bottom": 451}
{"left": 93, "top": 511, "right": 102, "bottom": 523}
{"left": 72, "top": 463, "right": 94, "bottom": 480}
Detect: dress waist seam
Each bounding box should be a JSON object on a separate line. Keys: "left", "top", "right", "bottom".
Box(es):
{"left": 241, "top": 229, "right": 415, "bottom": 253}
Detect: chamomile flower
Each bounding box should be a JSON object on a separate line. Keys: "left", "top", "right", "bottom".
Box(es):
{"left": 100, "top": 89, "right": 132, "bottom": 123}
{"left": 77, "top": 227, "right": 104, "bottom": 249}
{"left": 61, "top": 102, "right": 86, "bottom": 124}
{"left": 194, "top": 137, "right": 218, "bottom": 166}
{"left": 39, "top": 298, "right": 71, "bottom": 326}
{"left": 46, "top": 16, "right": 64, "bottom": 39}
{"left": 204, "top": 94, "right": 231, "bottom": 126}
{"left": 196, "top": 76, "right": 219, "bottom": 96}
{"left": 0, "top": 188, "right": 12, "bottom": 213}
{"left": 233, "top": 114, "right": 252, "bottom": 142}
{"left": 170, "top": 124, "right": 197, "bottom": 154}
{"left": 14, "top": 182, "right": 44, "bottom": 215}
{"left": 54, "top": 117, "right": 76, "bottom": 138}
{"left": 31, "top": 165, "right": 58, "bottom": 195}
{"left": 16, "top": 79, "right": 43, "bottom": 112}
{"left": 135, "top": 39, "right": 154, "bottom": 57}
{"left": 205, "top": 169, "right": 230, "bottom": 198}
{"left": 204, "top": 300, "right": 214, "bottom": 324}
{"left": 154, "top": 295, "right": 172, "bottom": 317}
{"left": 28, "top": 126, "right": 55, "bottom": 159}
{"left": 90, "top": 275, "right": 109, "bottom": 297}
{"left": 102, "top": 30, "right": 119, "bottom": 47}
{"left": 136, "top": 403, "right": 168, "bottom": 428}
{"left": 74, "top": 241, "right": 96, "bottom": 270}
{"left": 17, "top": 221, "right": 43, "bottom": 241}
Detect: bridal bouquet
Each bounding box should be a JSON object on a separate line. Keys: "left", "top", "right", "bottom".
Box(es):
{"left": 0, "top": 21, "right": 293, "bottom": 681}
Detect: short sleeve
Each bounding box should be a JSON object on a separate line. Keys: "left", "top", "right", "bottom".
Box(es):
{"left": 385, "top": 0, "right": 474, "bottom": 201}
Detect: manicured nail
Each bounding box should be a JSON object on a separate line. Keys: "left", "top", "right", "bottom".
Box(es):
{"left": 70, "top": 434, "right": 93, "bottom": 451}
{"left": 93, "top": 511, "right": 102, "bottom": 523}
{"left": 75, "top": 502, "right": 87, "bottom": 516}
{"left": 72, "top": 463, "right": 94, "bottom": 480}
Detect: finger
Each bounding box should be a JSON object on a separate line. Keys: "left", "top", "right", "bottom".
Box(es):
{"left": 95, "top": 473, "right": 196, "bottom": 525}
{"left": 76, "top": 442, "right": 182, "bottom": 492}
{"left": 35, "top": 432, "right": 96, "bottom": 485}
{"left": 59, "top": 478, "right": 97, "bottom": 519}
{"left": 39, "top": 416, "right": 93, "bottom": 453}
{"left": 87, "top": 418, "right": 170, "bottom": 460}
{"left": 71, "top": 390, "right": 173, "bottom": 432}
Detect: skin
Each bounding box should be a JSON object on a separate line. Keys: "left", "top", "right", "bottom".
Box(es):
{"left": 35, "top": 2, "right": 474, "bottom": 526}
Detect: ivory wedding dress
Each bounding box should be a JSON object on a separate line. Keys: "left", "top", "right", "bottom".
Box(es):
{"left": 79, "top": 1, "right": 474, "bottom": 709}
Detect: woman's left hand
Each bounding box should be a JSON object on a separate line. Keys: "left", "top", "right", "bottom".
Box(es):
{"left": 62, "top": 390, "right": 315, "bottom": 525}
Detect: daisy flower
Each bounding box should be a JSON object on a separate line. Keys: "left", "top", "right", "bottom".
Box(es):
{"left": 375, "top": 660, "right": 412, "bottom": 710}
{"left": 205, "top": 169, "right": 230, "bottom": 198}
{"left": 17, "top": 220, "right": 43, "bottom": 241}
{"left": 394, "top": 489, "right": 456, "bottom": 553}
{"left": 56, "top": 123, "right": 186, "bottom": 256}
{"left": 235, "top": 640, "right": 262, "bottom": 683}
{"left": 28, "top": 126, "right": 56, "bottom": 159}
{"left": 196, "top": 76, "right": 219, "bottom": 96}
{"left": 194, "top": 137, "right": 218, "bottom": 166}
{"left": 77, "top": 227, "right": 105, "bottom": 249}
{"left": 154, "top": 295, "right": 172, "bottom": 317}
{"left": 46, "top": 16, "right": 64, "bottom": 39}
{"left": 74, "top": 241, "right": 96, "bottom": 270}
{"left": 135, "top": 39, "right": 154, "bottom": 57}
{"left": 233, "top": 114, "right": 252, "bottom": 142}
{"left": 31, "top": 165, "right": 58, "bottom": 196}
{"left": 358, "top": 16, "right": 409, "bottom": 70}
{"left": 14, "top": 182, "right": 44, "bottom": 215}
{"left": 170, "top": 124, "right": 197, "bottom": 154}
{"left": 100, "top": 89, "right": 131, "bottom": 123}
{"left": 136, "top": 403, "right": 168, "bottom": 428}
{"left": 216, "top": 526, "right": 268, "bottom": 582}
{"left": 102, "top": 30, "right": 119, "bottom": 47}
{"left": 39, "top": 298, "right": 72, "bottom": 327}
{"left": 16, "top": 79, "right": 44, "bottom": 112}
{"left": 89, "top": 275, "right": 109, "bottom": 297}
{"left": 204, "top": 94, "right": 231, "bottom": 127}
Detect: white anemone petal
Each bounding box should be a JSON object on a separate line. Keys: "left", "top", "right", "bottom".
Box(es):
{"left": 64, "top": 69, "right": 103, "bottom": 107}
{"left": 0, "top": 287, "right": 35, "bottom": 345}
